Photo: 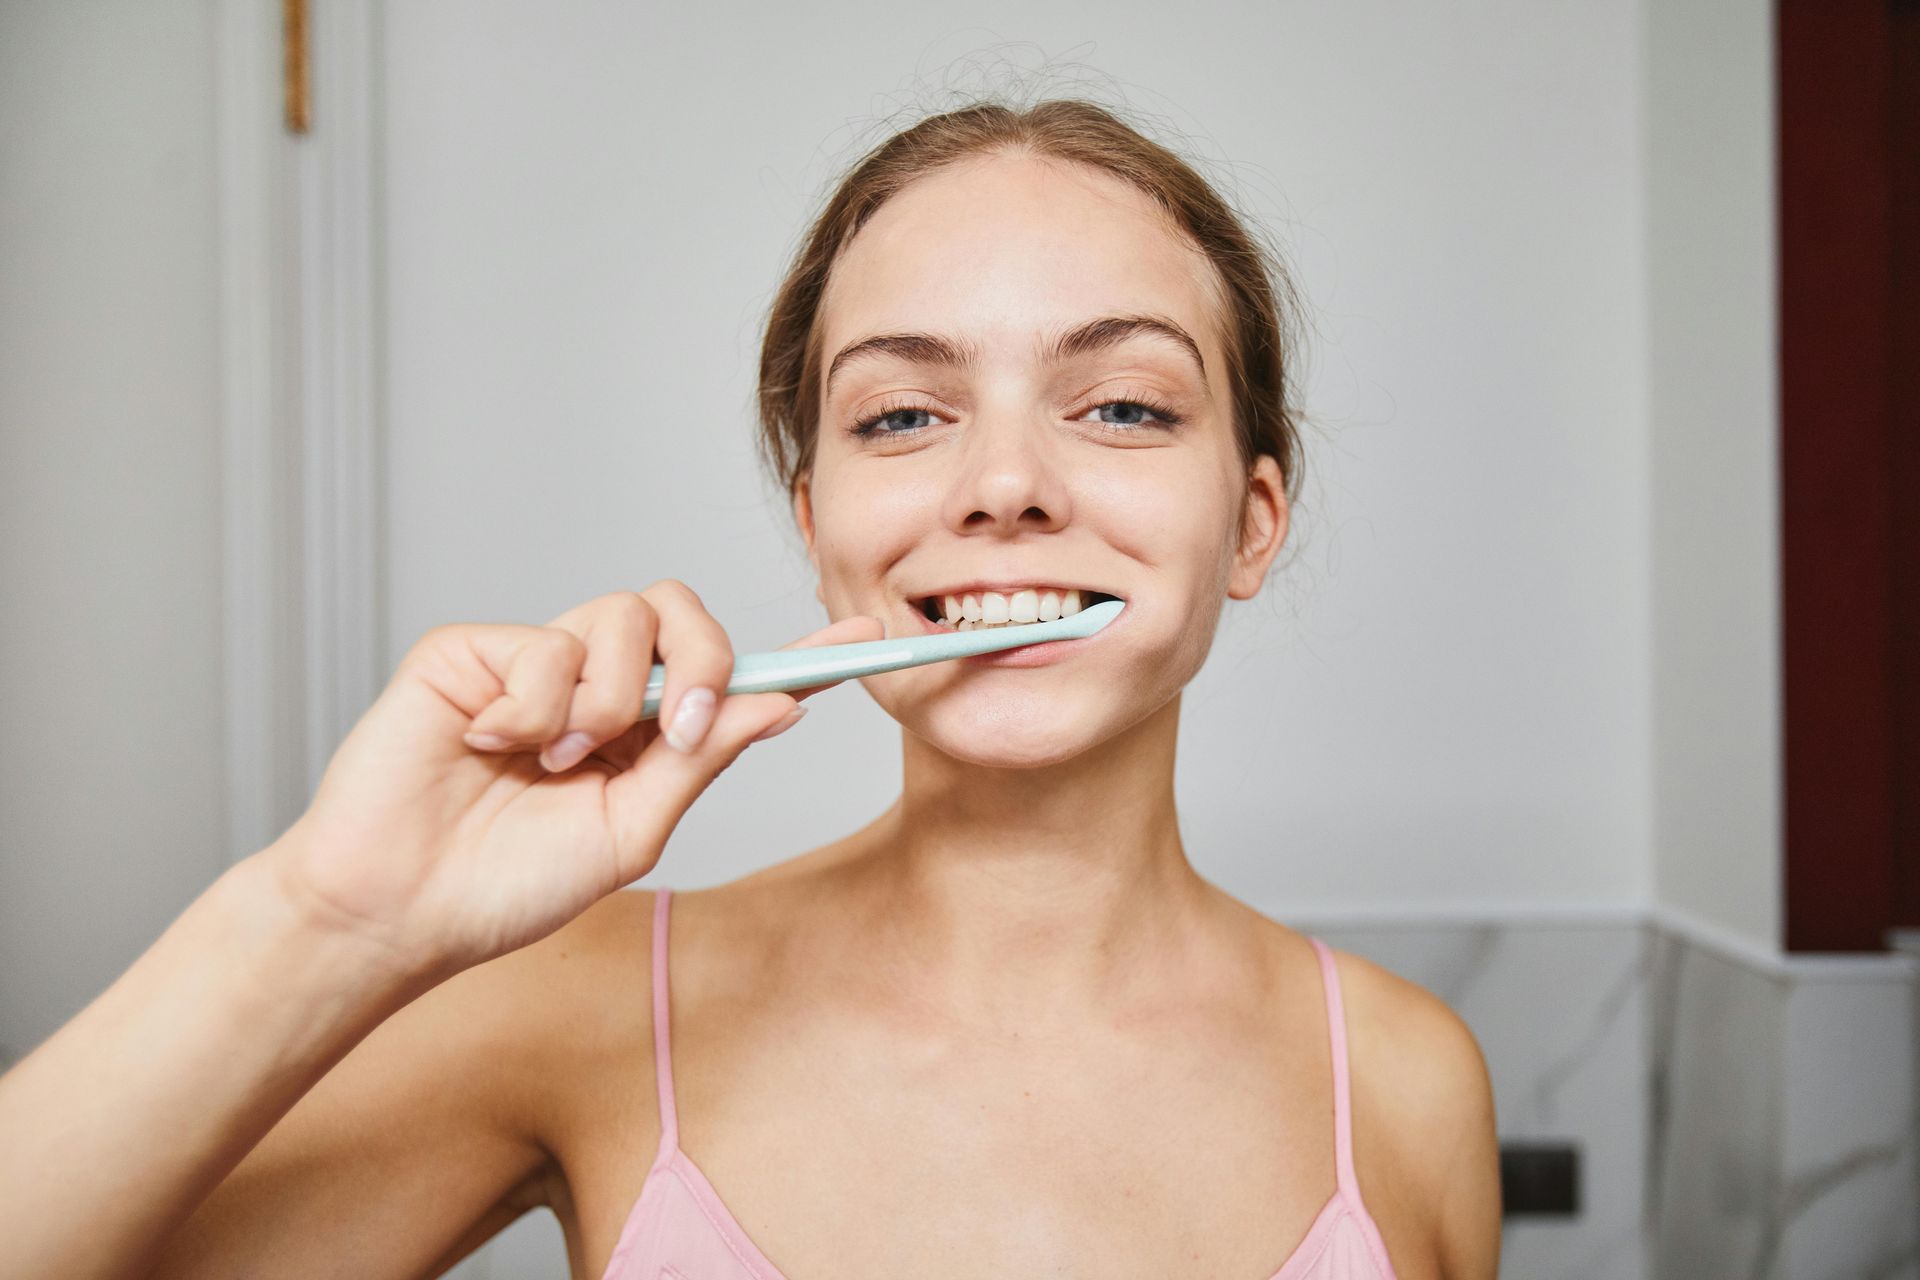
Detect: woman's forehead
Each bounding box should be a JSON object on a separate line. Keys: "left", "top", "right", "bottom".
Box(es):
{"left": 818, "top": 154, "right": 1228, "bottom": 366}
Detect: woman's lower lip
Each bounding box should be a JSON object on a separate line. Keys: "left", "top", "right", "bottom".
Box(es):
{"left": 959, "top": 636, "right": 1090, "bottom": 666}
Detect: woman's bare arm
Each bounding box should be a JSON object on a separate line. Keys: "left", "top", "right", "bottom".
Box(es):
{"left": 0, "top": 831, "right": 522, "bottom": 1278}
{"left": 149, "top": 871, "right": 628, "bottom": 1279}
{"left": 0, "top": 832, "right": 556, "bottom": 1280}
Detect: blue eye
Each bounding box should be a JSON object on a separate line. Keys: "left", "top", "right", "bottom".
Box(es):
{"left": 850, "top": 405, "right": 937, "bottom": 437}
{"left": 1085, "top": 399, "right": 1181, "bottom": 427}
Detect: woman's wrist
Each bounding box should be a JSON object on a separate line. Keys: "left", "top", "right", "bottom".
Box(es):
{"left": 220, "top": 832, "right": 449, "bottom": 1030}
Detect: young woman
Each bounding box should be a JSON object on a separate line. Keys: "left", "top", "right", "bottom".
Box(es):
{"left": 0, "top": 100, "right": 1501, "bottom": 1279}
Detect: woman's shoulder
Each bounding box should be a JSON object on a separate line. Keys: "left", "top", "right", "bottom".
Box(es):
{"left": 1320, "top": 940, "right": 1495, "bottom": 1157}
{"left": 1236, "top": 904, "right": 1489, "bottom": 1116}
{"left": 479, "top": 886, "right": 660, "bottom": 1013}
{"left": 417, "top": 888, "right": 658, "bottom": 1036}
{"left": 1293, "top": 933, "right": 1502, "bottom": 1277}
{"left": 1312, "top": 939, "right": 1483, "bottom": 1071}
{"left": 434, "top": 890, "right": 664, "bottom": 1136}
{"left": 474, "top": 877, "right": 789, "bottom": 1073}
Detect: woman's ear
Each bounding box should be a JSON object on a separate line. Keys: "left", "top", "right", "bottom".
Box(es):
{"left": 792, "top": 474, "right": 815, "bottom": 554}
{"left": 1227, "top": 454, "right": 1288, "bottom": 601}
{"left": 791, "top": 474, "right": 825, "bottom": 605}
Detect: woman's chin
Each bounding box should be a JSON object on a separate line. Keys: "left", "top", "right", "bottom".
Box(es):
{"left": 902, "top": 699, "right": 1112, "bottom": 768}
{"left": 917, "top": 734, "right": 1090, "bottom": 769}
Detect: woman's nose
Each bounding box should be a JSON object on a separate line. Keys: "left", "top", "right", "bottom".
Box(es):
{"left": 940, "top": 414, "right": 1071, "bottom": 536}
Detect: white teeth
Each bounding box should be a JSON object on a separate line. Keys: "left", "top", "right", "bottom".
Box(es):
{"left": 923, "top": 587, "right": 1105, "bottom": 629}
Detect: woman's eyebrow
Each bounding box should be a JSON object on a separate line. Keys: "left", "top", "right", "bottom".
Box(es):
{"left": 824, "top": 313, "right": 1206, "bottom": 395}
{"left": 1047, "top": 314, "right": 1207, "bottom": 381}
{"left": 825, "top": 331, "right": 980, "bottom": 396}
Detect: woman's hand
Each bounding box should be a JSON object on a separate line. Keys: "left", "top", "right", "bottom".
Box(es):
{"left": 265, "top": 581, "right": 881, "bottom": 980}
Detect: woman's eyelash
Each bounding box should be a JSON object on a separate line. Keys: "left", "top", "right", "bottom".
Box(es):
{"left": 849, "top": 400, "right": 939, "bottom": 438}
{"left": 848, "top": 396, "right": 1186, "bottom": 439}
{"left": 1084, "top": 397, "right": 1186, "bottom": 430}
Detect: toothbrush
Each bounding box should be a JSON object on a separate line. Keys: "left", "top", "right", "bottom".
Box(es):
{"left": 637, "top": 599, "right": 1124, "bottom": 719}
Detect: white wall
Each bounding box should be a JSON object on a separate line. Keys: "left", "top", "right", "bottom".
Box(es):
{"left": 0, "top": 0, "right": 230, "bottom": 1061}
{"left": 382, "top": 0, "right": 1656, "bottom": 916}
{"left": 1643, "top": 0, "right": 1781, "bottom": 949}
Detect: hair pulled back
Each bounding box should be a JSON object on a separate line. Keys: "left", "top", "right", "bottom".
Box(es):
{"left": 756, "top": 98, "right": 1307, "bottom": 517}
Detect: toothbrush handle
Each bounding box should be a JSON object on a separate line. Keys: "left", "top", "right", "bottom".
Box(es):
{"left": 637, "top": 600, "right": 1123, "bottom": 718}
{"left": 639, "top": 641, "right": 916, "bottom": 718}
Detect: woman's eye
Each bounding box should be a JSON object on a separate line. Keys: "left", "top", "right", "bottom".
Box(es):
{"left": 852, "top": 406, "right": 937, "bottom": 436}
{"left": 1082, "top": 399, "right": 1181, "bottom": 428}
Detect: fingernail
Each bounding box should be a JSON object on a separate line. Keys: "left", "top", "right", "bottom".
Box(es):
{"left": 465, "top": 731, "right": 511, "bottom": 751}
{"left": 540, "top": 731, "right": 595, "bottom": 772}
{"left": 663, "top": 687, "right": 717, "bottom": 754}
{"left": 749, "top": 704, "right": 807, "bottom": 744}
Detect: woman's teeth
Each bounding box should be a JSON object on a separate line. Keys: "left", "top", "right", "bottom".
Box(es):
{"left": 931, "top": 589, "right": 1087, "bottom": 630}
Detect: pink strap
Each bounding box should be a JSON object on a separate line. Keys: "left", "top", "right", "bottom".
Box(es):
{"left": 649, "top": 888, "right": 679, "bottom": 1163}
{"left": 1307, "top": 936, "right": 1359, "bottom": 1199}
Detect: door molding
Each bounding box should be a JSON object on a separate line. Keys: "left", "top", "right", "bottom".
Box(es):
{"left": 214, "top": 0, "right": 383, "bottom": 864}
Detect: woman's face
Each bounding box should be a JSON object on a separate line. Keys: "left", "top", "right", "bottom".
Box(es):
{"left": 796, "top": 151, "right": 1288, "bottom": 766}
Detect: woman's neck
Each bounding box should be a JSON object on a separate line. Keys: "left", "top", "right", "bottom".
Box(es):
{"left": 839, "top": 694, "right": 1216, "bottom": 1028}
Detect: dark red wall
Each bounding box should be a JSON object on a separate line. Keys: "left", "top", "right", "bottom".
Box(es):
{"left": 1890, "top": 0, "right": 1920, "bottom": 930}
{"left": 1778, "top": 0, "right": 1918, "bottom": 951}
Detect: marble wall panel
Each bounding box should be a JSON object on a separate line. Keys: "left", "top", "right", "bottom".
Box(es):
{"left": 1769, "top": 968, "right": 1919, "bottom": 1280}
{"left": 1642, "top": 931, "right": 1786, "bottom": 1279}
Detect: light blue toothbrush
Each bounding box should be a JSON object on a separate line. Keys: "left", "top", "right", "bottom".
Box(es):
{"left": 638, "top": 599, "right": 1124, "bottom": 719}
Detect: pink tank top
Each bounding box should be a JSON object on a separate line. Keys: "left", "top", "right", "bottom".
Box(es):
{"left": 598, "top": 890, "right": 1401, "bottom": 1280}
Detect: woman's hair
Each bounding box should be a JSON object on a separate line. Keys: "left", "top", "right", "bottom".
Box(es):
{"left": 755, "top": 98, "right": 1309, "bottom": 522}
